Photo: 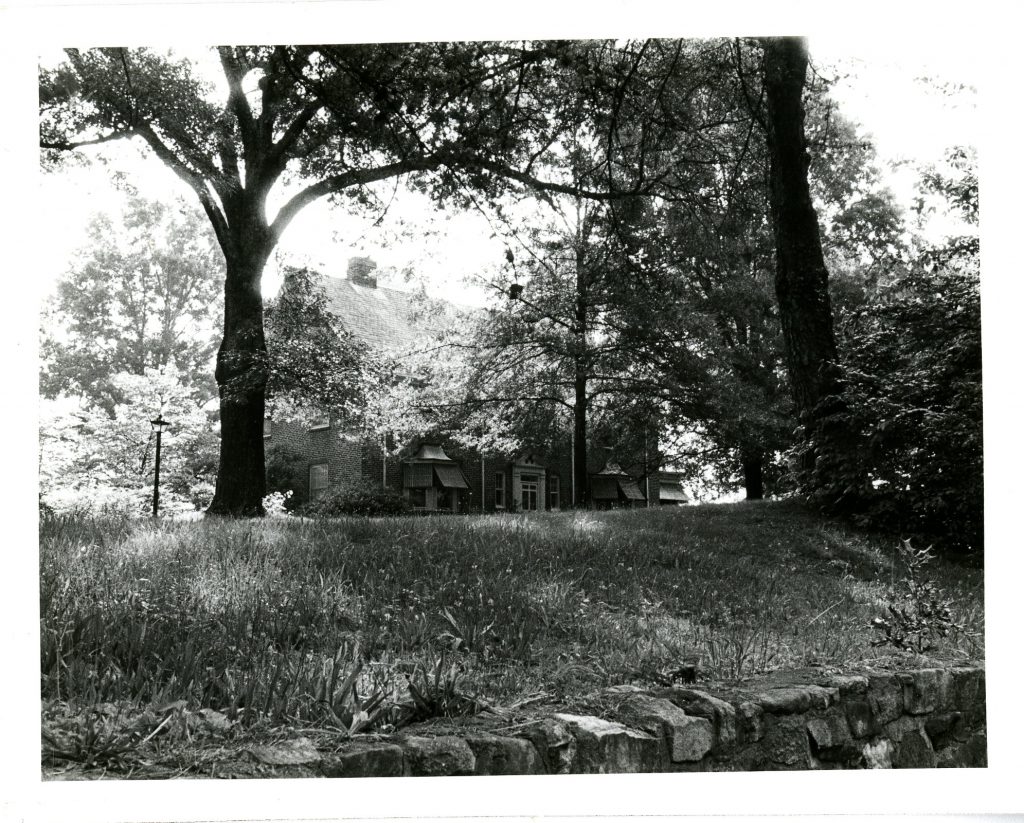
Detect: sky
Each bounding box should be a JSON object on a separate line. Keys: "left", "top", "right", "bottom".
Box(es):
{"left": 36, "top": 35, "right": 980, "bottom": 310}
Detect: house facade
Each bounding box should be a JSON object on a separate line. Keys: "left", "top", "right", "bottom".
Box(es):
{"left": 264, "top": 262, "right": 684, "bottom": 512}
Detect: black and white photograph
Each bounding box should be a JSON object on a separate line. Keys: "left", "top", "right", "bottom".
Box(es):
{"left": 6, "top": 1, "right": 1023, "bottom": 820}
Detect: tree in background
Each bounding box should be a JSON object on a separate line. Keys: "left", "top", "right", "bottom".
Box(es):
{"left": 39, "top": 364, "right": 218, "bottom": 514}
{"left": 39, "top": 194, "right": 223, "bottom": 512}
{"left": 263, "top": 267, "right": 379, "bottom": 427}
{"left": 40, "top": 194, "right": 222, "bottom": 411}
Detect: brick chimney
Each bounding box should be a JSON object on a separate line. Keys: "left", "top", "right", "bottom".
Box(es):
{"left": 347, "top": 256, "right": 378, "bottom": 288}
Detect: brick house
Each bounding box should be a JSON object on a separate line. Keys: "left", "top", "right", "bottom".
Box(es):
{"left": 264, "top": 262, "right": 679, "bottom": 512}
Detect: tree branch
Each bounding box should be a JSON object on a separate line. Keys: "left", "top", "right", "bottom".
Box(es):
{"left": 134, "top": 123, "right": 231, "bottom": 252}
{"left": 217, "top": 47, "right": 257, "bottom": 158}
{"left": 268, "top": 157, "right": 441, "bottom": 243}
{"left": 41, "top": 130, "right": 135, "bottom": 150}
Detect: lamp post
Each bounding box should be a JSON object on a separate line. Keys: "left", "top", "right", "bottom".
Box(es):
{"left": 150, "top": 414, "right": 170, "bottom": 518}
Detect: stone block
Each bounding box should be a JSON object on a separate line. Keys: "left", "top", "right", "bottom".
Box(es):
{"left": 807, "top": 714, "right": 858, "bottom": 764}
{"left": 465, "top": 735, "right": 542, "bottom": 775}
{"left": 515, "top": 718, "right": 576, "bottom": 774}
{"left": 893, "top": 727, "right": 936, "bottom": 768}
{"left": 936, "top": 729, "right": 987, "bottom": 768}
{"left": 827, "top": 674, "right": 869, "bottom": 697}
{"left": 844, "top": 700, "right": 881, "bottom": 739}
{"left": 949, "top": 667, "right": 986, "bottom": 726}
{"left": 761, "top": 715, "right": 812, "bottom": 769}
{"left": 658, "top": 688, "right": 738, "bottom": 750}
{"left": 737, "top": 701, "right": 765, "bottom": 742}
{"left": 755, "top": 685, "right": 837, "bottom": 715}
{"left": 401, "top": 736, "right": 476, "bottom": 776}
{"left": 867, "top": 673, "right": 904, "bottom": 724}
{"left": 320, "top": 742, "right": 404, "bottom": 777}
{"left": 618, "top": 695, "right": 713, "bottom": 763}
{"left": 901, "top": 668, "right": 953, "bottom": 715}
{"left": 885, "top": 714, "right": 927, "bottom": 743}
{"left": 247, "top": 737, "right": 321, "bottom": 766}
{"left": 925, "top": 711, "right": 964, "bottom": 749}
{"left": 553, "top": 713, "right": 663, "bottom": 773}
{"left": 862, "top": 738, "right": 894, "bottom": 769}
{"left": 807, "top": 714, "right": 852, "bottom": 751}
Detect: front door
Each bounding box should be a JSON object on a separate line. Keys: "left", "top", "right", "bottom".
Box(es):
{"left": 520, "top": 473, "right": 539, "bottom": 511}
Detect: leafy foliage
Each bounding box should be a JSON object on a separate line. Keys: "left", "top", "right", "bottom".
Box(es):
{"left": 799, "top": 149, "right": 981, "bottom": 555}
{"left": 40, "top": 194, "right": 222, "bottom": 411}
{"left": 872, "top": 541, "right": 965, "bottom": 654}
{"left": 300, "top": 484, "right": 413, "bottom": 518}
{"left": 39, "top": 364, "right": 219, "bottom": 514}
{"left": 264, "top": 268, "right": 378, "bottom": 427}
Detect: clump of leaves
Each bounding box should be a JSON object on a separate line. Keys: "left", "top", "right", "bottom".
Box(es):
{"left": 401, "top": 650, "right": 483, "bottom": 724}
{"left": 42, "top": 704, "right": 139, "bottom": 769}
{"left": 872, "top": 541, "right": 961, "bottom": 653}
{"left": 315, "top": 643, "right": 390, "bottom": 734}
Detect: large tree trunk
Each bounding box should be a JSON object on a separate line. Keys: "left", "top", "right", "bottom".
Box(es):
{"left": 741, "top": 447, "right": 765, "bottom": 500}
{"left": 573, "top": 369, "right": 588, "bottom": 507}
{"left": 207, "top": 242, "right": 272, "bottom": 516}
{"left": 761, "top": 37, "right": 840, "bottom": 420}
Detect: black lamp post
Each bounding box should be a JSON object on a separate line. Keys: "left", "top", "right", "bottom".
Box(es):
{"left": 150, "top": 414, "right": 170, "bottom": 517}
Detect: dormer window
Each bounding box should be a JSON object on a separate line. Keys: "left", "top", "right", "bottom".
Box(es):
{"left": 309, "top": 413, "right": 330, "bottom": 431}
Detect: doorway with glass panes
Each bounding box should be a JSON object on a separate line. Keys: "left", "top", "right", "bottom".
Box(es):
{"left": 512, "top": 455, "right": 546, "bottom": 512}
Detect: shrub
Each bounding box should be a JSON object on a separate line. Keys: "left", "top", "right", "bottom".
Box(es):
{"left": 301, "top": 484, "right": 412, "bottom": 517}
{"left": 801, "top": 264, "right": 982, "bottom": 556}
{"left": 798, "top": 149, "right": 981, "bottom": 557}
{"left": 872, "top": 540, "right": 964, "bottom": 654}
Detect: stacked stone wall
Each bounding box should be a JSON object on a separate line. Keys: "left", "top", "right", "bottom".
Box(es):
{"left": 239, "top": 665, "right": 987, "bottom": 777}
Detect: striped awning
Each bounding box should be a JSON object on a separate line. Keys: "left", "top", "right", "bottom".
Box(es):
{"left": 403, "top": 463, "right": 435, "bottom": 489}
{"left": 434, "top": 464, "right": 469, "bottom": 489}
{"left": 618, "top": 477, "right": 646, "bottom": 501}
{"left": 659, "top": 485, "right": 689, "bottom": 502}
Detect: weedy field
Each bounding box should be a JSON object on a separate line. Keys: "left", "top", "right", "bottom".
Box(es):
{"left": 39, "top": 502, "right": 983, "bottom": 773}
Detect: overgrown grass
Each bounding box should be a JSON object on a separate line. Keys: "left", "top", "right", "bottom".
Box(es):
{"left": 40, "top": 502, "right": 984, "bottom": 738}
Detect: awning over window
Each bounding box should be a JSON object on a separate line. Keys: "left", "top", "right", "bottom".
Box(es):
{"left": 659, "top": 485, "right": 689, "bottom": 502}
{"left": 404, "top": 462, "right": 470, "bottom": 489}
{"left": 591, "top": 475, "right": 646, "bottom": 501}
{"left": 434, "top": 464, "right": 469, "bottom": 489}
{"left": 618, "top": 478, "right": 645, "bottom": 501}
{"left": 404, "top": 463, "right": 435, "bottom": 489}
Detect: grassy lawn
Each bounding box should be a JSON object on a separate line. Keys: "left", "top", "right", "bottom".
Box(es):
{"left": 40, "top": 501, "right": 983, "bottom": 755}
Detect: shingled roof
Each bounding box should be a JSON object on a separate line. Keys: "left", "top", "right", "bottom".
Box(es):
{"left": 309, "top": 270, "right": 463, "bottom": 355}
